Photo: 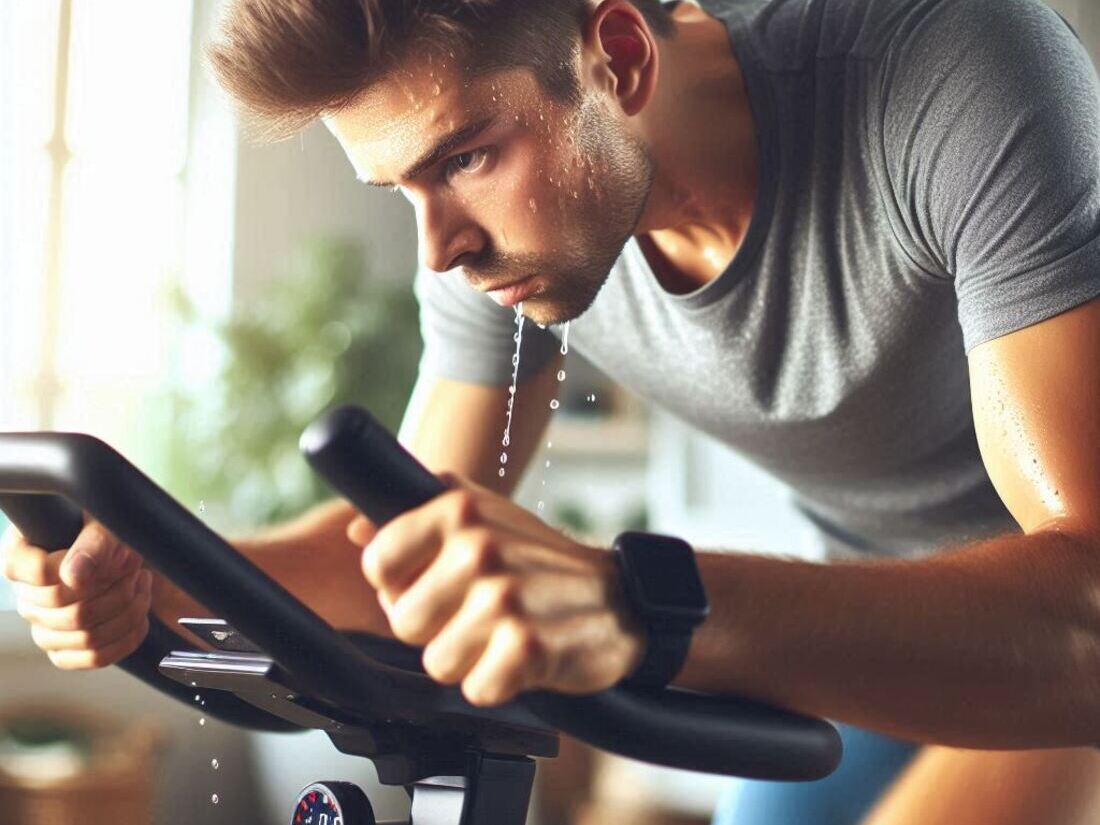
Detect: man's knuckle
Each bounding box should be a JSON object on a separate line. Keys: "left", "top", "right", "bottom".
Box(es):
{"left": 504, "top": 617, "right": 542, "bottom": 659}
{"left": 449, "top": 490, "right": 480, "bottom": 528}
{"left": 490, "top": 578, "right": 522, "bottom": 616}
{"left": 41, "top": 586, "right": 66, "bottom": 609}
{"left": 372, "top": 542, "right": 400, "bottom": 588}
{"left": 65, "top": 601, "right": 90, "bottom": 629}
{"left": 459, "top": 530, "right": 499, "bottom": 574}
{"left": 24, "top": 556, "right": 51, "bottom": 587}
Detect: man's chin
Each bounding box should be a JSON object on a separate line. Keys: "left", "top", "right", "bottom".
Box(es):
{"left": 520, "top": 274, "right": 608, "bottom": 327}
{"left": 518, "top": 297, "right": 573, "bottom": 327}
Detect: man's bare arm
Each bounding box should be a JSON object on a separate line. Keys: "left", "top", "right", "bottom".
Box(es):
{"left": 860, "top": 746, "right": 1100, "bottom": 825}
{"left": 673, "top": 297, "right": 1100, "bottom": 748}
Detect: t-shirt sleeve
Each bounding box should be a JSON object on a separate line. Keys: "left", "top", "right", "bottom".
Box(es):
{"left": 878, "top": 0, "right": 1100, "bottom": 352}
{"left": 413, "top": 262, "right": 560, "bottom": 385}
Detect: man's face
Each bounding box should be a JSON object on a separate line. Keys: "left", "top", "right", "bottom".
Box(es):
{"left": 324, "top": 51, "right": 653, "bottom": 326}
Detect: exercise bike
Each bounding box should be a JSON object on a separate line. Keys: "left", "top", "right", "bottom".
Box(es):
{"left": 0, "top": 405, "right": 842, "bottom": 825}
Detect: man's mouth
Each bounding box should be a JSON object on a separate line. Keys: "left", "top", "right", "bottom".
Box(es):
{"left": 482, "top": 275, "right": 539, "bottom": 307}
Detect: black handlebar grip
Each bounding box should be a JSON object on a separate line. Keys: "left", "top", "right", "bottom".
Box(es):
{"left": 0, "top": 493, "right": 84, "bottom": 552}
{"left": 0, "top": 489, "right": 299, "bottom": 733}
{"left": 299, "top": 405, "right": 447, "bottom": 527}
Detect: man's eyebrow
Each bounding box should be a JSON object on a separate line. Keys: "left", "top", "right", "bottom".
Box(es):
{"left": 359, "top": 117, "right": 495, "bottom": 188}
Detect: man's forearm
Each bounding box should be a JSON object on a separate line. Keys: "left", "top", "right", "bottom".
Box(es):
{"left": 675, "top": 528, "right": 1100, "bottom": 748}
{"left": 150, "top": 497, "right": 390, "bottom": 639}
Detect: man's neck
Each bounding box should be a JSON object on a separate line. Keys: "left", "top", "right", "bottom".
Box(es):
{"left": 632, "top": 2, "right": 759, "bottom": 293}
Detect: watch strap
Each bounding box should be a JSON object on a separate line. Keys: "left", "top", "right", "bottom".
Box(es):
{"left": 626, "top": 620, "right": 695, "bottom": 687}
{"left": 613, "top": 532, "right": 708, "bottom": 688}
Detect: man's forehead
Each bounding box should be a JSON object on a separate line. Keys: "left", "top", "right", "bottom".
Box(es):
{"left": 325, "top": 64, "right": 541, "bottom": 184}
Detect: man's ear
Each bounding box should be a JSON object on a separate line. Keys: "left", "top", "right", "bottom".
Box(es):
{"left": 583, "top": 0, "right": 660, "bottom": 116}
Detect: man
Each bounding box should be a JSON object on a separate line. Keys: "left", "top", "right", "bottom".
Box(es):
{"left": 4, "top": 0, "right": 1100, "bottom": 822}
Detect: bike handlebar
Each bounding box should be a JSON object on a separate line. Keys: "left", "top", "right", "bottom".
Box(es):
{"left": 0, "top": 413, "right": 842, "bottom": 780}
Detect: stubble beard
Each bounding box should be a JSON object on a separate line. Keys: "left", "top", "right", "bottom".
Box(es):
{"left": 466, "top": 93, "right": 655, "bottom": 327}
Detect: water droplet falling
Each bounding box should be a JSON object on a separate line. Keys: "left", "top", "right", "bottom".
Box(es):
{"left": 211, "top": 794, "right": 219, "bottom": 805}
{"left": 560, "top": 321, "right": 570, "bottom": 355}
{"left": 198, "top": 500, "right": 205, "bottom": 513}
{"left": 211, "top": 759, "right": 220, "bottom": 770}
{"left": 557, "top": 369, "right": 566, "bottom": 382}
{"left": 549, "top": 399, "right": 560, "bottom": 410}
{"left": 199, "top": 718, "right": 206, "bottom": 727}
{"left": 537, "top": 501, "right": 545, "bottom": 511}
{"left": 499, "top": 305, "right": 526, "bottom": 477}
{"left": 528, "top": 198, "right": 537, "bottom": 213}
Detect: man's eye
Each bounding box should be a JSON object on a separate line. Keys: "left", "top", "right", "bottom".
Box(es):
{"left": 447, "top": 148, "right": 489, "bottom": 177}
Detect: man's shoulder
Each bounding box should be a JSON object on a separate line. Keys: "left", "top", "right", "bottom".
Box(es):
{"left": 707, "top": 0, "right": 1064, "bottom": 74}
{"left": 701, "top": 0, "right": 944, "bottom": 72}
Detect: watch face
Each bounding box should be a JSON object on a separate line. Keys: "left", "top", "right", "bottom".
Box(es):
{"left": 620, "top": 533, "right": 708, "bottom": 619}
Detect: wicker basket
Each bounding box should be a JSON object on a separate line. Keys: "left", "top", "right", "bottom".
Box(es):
{"left": 0, "top": 704, "right": 162, "bottom": 825}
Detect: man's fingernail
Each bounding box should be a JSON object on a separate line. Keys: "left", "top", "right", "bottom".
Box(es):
{"left": 69, "top": 552, "right": 97, "bottom": 585}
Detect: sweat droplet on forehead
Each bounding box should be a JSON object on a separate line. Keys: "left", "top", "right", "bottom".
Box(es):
{"left": 326, "top": 66, "right": 548, "bottom": 184}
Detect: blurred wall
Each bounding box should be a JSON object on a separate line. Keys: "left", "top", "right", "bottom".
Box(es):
{"left": 232, "top": 121, "right": 419, "bottom": 304}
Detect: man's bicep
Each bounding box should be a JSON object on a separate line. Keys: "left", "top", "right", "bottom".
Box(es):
{"left": 968, "top": 296, "right": 1100, "bottom": 535}
{"left": 399, "top": 358, "right": 562, "bottom": 496}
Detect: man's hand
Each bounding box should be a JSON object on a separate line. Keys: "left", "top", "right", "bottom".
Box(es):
{"left": 1, "top": 520, "right": 152, "bottom": 670}
{"left": 347, "top": 474, "right": 645, "bottom": 706}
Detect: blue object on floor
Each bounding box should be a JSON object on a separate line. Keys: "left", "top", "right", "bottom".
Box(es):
{"left": 711, "top": 723, "right": 920, "bottom": 825}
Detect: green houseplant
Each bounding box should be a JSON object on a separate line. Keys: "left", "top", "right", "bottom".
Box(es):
{"left": 161, "top": 237, "right": 421, "bottom": 530}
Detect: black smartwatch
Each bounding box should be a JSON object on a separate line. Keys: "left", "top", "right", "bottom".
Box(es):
{"left": 612, "top": 531, "right": 709, "bottom": 688}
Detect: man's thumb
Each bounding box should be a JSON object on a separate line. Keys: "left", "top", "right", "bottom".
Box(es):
{"left": 59, "top": 522, "right": 120, "bottom": 590}
{"left": 347, "top": 514, "right": 375, "bottom": 546}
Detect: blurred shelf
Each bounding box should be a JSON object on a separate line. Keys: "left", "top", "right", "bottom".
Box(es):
{"left": 544, "top": 414, "right": 649, "bottom": 459}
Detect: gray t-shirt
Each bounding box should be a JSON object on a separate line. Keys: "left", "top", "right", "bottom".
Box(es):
{"left": 414, "top": 0, "right": 1100, "bottom": 558}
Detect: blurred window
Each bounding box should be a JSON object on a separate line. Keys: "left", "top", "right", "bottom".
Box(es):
{"left": 0, "top": 1, "right": 200, "bottom": 609}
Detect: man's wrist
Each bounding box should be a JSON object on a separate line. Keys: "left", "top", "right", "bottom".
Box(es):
{"left": 611, "top": 532, "right": 709, "bottom": 687}
{"left": 598, "top": 547, "right": 649, "bottom": 677}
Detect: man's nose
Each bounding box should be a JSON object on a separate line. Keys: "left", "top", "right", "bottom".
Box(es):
{"left": 417, "top": 201, "right": 485, "bottom": 273}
